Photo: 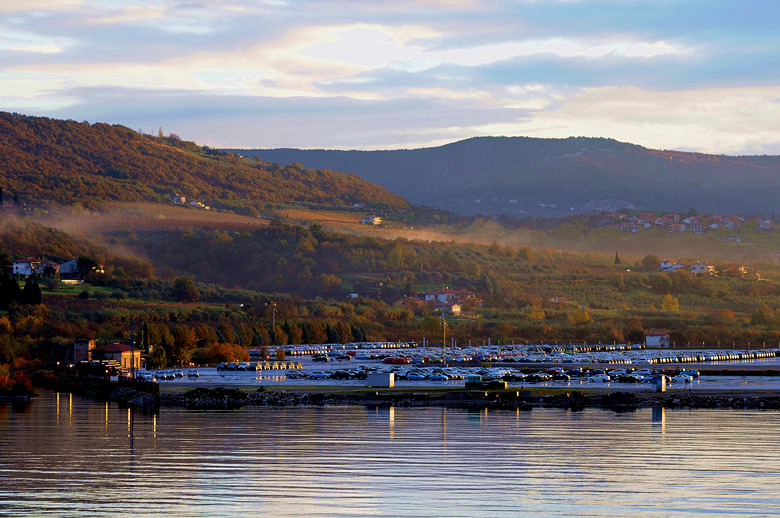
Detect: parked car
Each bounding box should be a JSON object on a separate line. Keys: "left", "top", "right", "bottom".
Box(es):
{"left": 187, "top": 369, "right": 199, "bottom": 378}
{"left": 308, "top": 370, "right": 330, "bottom": 379}
{"left": 503, "top": 372, "right": 526, "bottom": 382}
{"left": 312, "top": 354, "right": 329, "bottom": 362}
{"left": 587, "top": 374, "right": 611, "bottom": 383}
{"left": 524, "top": 373, "right": 550, "bottom": 383}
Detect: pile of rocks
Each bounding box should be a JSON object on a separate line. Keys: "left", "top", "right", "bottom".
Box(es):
{"left": 125, "top": 386, "right": 780, "bottom": 412}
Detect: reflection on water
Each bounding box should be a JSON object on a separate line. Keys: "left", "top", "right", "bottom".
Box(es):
{"left": 1, "top": 392, "right": 780, "bottom": 517}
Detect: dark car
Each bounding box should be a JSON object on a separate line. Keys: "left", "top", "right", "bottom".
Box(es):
{"left": 503, "top": 372, "right": 526, "bottom": 382}
{"left": 330, "top": 370, "right": 352, "bottom": 379}
{"left": 312, "top": 354, "right": 329, "bottom": 362}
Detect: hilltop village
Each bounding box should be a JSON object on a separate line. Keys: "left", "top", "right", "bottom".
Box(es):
{"left": 594, "top": 210, "right": 777, "bottom": 234}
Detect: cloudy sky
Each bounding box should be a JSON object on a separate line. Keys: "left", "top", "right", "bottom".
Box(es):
{"left": 2, "top": 0, "right": 780, "bottom": 154}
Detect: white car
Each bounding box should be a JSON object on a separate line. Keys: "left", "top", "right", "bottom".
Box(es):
{"left": 136, "top": 371, "right": 157, "bottom": 382}
{"left": 587, "top": 374, "right": 611, "bottom": 383}
{"left": 672, "top": 374, "right": 693, "bottom": 384}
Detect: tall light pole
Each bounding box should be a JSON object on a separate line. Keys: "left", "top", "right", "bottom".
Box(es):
{"left": 129, "top": 321, "right": 136, "bottom": 379}
{"left": 440, "top": 313, "right": 448, "bottom": 367}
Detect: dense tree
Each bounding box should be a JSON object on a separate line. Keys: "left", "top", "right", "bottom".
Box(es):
{"left": 171, "top": 277, "right": 200, "bottom": 302}
{"left": 662, "top": 294, "right": 680, "bottom": 312}
{"left": 20, "top": 280, "right": 41, "bottom": 305}
{"left": 170, "top": 326, "right": 196, "bottom": 366}
{"left": 641, "top": 255, "right": 660, "bottom": 271}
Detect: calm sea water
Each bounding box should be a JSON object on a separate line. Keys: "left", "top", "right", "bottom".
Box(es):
{"left": 1, "top": 391, "right": 780, "bottom": 517}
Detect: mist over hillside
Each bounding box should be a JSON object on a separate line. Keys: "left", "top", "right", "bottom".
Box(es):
{"left": 232, "top": 137, "right": 780, "bottom": 218}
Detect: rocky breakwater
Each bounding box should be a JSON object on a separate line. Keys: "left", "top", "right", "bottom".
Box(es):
{"left": 153, "top": 387, "right": 780, "bottom": 412}
{"left": 649, "top": 391, "right": 780, "bottom": 410}
{"left": 158, "top": 387, "right": 310, "bottom": 409}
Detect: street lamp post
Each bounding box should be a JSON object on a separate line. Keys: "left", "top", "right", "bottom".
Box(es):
{"left": 129, "top": 321, "right": 136, "bottom": 380}
{"left": 440, "top": 313, "right": 448, "bottom": 367}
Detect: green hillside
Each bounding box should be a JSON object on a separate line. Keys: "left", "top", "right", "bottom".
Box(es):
{"left": 0, "top": 112, "right": 408, "bottom": 215}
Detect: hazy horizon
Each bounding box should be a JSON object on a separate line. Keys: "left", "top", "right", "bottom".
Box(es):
{"left": 2, "top": 1, "right": 780, "bottom": 155}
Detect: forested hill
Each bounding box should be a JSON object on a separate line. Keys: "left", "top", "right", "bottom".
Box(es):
{"left": 0, "top": 112, "right": 408, "bottom": 214}
{"left": 232, "top": 137, "right": 780, "bottom": 218}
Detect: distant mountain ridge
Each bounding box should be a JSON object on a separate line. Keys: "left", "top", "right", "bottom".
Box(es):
{"left": 231, "top": 137, "right": 780, "bottom": 217}
{"left": 0, "top": 112, "right": 408, "bottom": 214}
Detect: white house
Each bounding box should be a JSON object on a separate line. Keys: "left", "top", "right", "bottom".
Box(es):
{"left": 690, "top": 262, "right": 714, "bottom": 275}
{"left": 660, "top": 260, "right": 686, "bottom": 272}
{"left": 424, "top": 288, "right": 476, "bottom": 304}
{"left": 12, "top": 258, "right": 59, "bottom": 278}
{"left": 360, "top": 214, "right": 382, "bottom": 225}
{"left": 645, "top": 331, "right": 670, "bottom": 348}
{"left": 434, "top": 302, "right": 462, "bottom": 316}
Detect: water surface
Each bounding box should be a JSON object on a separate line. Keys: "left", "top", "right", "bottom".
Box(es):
{"left": 1, "top": 392, "right": 779, "bottom": 517}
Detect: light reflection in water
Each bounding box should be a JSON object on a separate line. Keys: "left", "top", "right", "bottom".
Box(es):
{"left": 0, "top": 391, "right": 779, "bottom": 517}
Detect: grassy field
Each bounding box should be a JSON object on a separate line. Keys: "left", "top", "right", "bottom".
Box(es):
{"left": 40, "top": 202, "right": 268, "bottom": 235}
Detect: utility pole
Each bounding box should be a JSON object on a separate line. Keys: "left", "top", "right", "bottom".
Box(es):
{"left": 129, "top": 321, "right": 136, "bottom": 379}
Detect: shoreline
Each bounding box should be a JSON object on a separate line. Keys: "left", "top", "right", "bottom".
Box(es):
{"left": 147, "top": 385, "right": 780, "bottom": 411}
{"left": 28, "top": 372, "right": 780, "bottom": 412}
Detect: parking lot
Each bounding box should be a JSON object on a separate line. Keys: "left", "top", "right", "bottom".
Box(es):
{"left": 148, "top": 354, "right": 780, "bottom": 392}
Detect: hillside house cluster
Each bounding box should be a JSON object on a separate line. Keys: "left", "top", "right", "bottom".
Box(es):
{"left": 659, "top": 259, "right": 746, "bottom": 276}
{"left": 360, "top": 214, "right": 382, "bottom": 225}
{"left": 425, "top": 288, "right": 480, "bottom": 315}
{"left": 10, "top": 257, "right": 103, "bottom": 282}
{"left": 596, "top": 212, "right": 776, "bottom": 234}
{"left": 172, "top": 193, "right": 210, "bottom": 210}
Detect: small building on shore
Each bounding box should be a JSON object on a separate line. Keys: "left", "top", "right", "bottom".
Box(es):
{"left": 645, "top": 331, "right": 670, "bottom": 348}
{"left": 71, "top": 339, "right": 96, "bottom": 363}
{"left": 92, "top": 343, "right": 142, "bottom": 371}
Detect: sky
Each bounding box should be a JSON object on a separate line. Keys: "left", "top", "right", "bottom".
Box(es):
{"left": 2, "top": 0, "right": 780, "bottom": 154}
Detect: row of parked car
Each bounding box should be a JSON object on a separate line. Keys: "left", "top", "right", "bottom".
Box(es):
{"left": 136, "top": 369, "right": 199, "bottom": 382}
{"left": 543, "top": 367, "right": 700, "bottom": 384}
{"left": 216, "top": 361, "right": 301, "bottom": 371}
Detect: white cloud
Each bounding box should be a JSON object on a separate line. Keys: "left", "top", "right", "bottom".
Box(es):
{"left": 87, "top": 5, "right": 166, "bottom": 24}
{"left": 7, "top": 23, "right": 438, "bottom": 99}
{"left": 406, "top": 86, "right": 555, "bottom": 110}
{"left": 0, "top": 0, "right": 82, "bottom": 12}
{"left": 0, "top": 28, "right": 72, "bottom": 55}
{"left": 408, "top": 37, "right": 685, "bottom": 71}
{"left": 472, "top": 86, "right": 780, "bottom": 154}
